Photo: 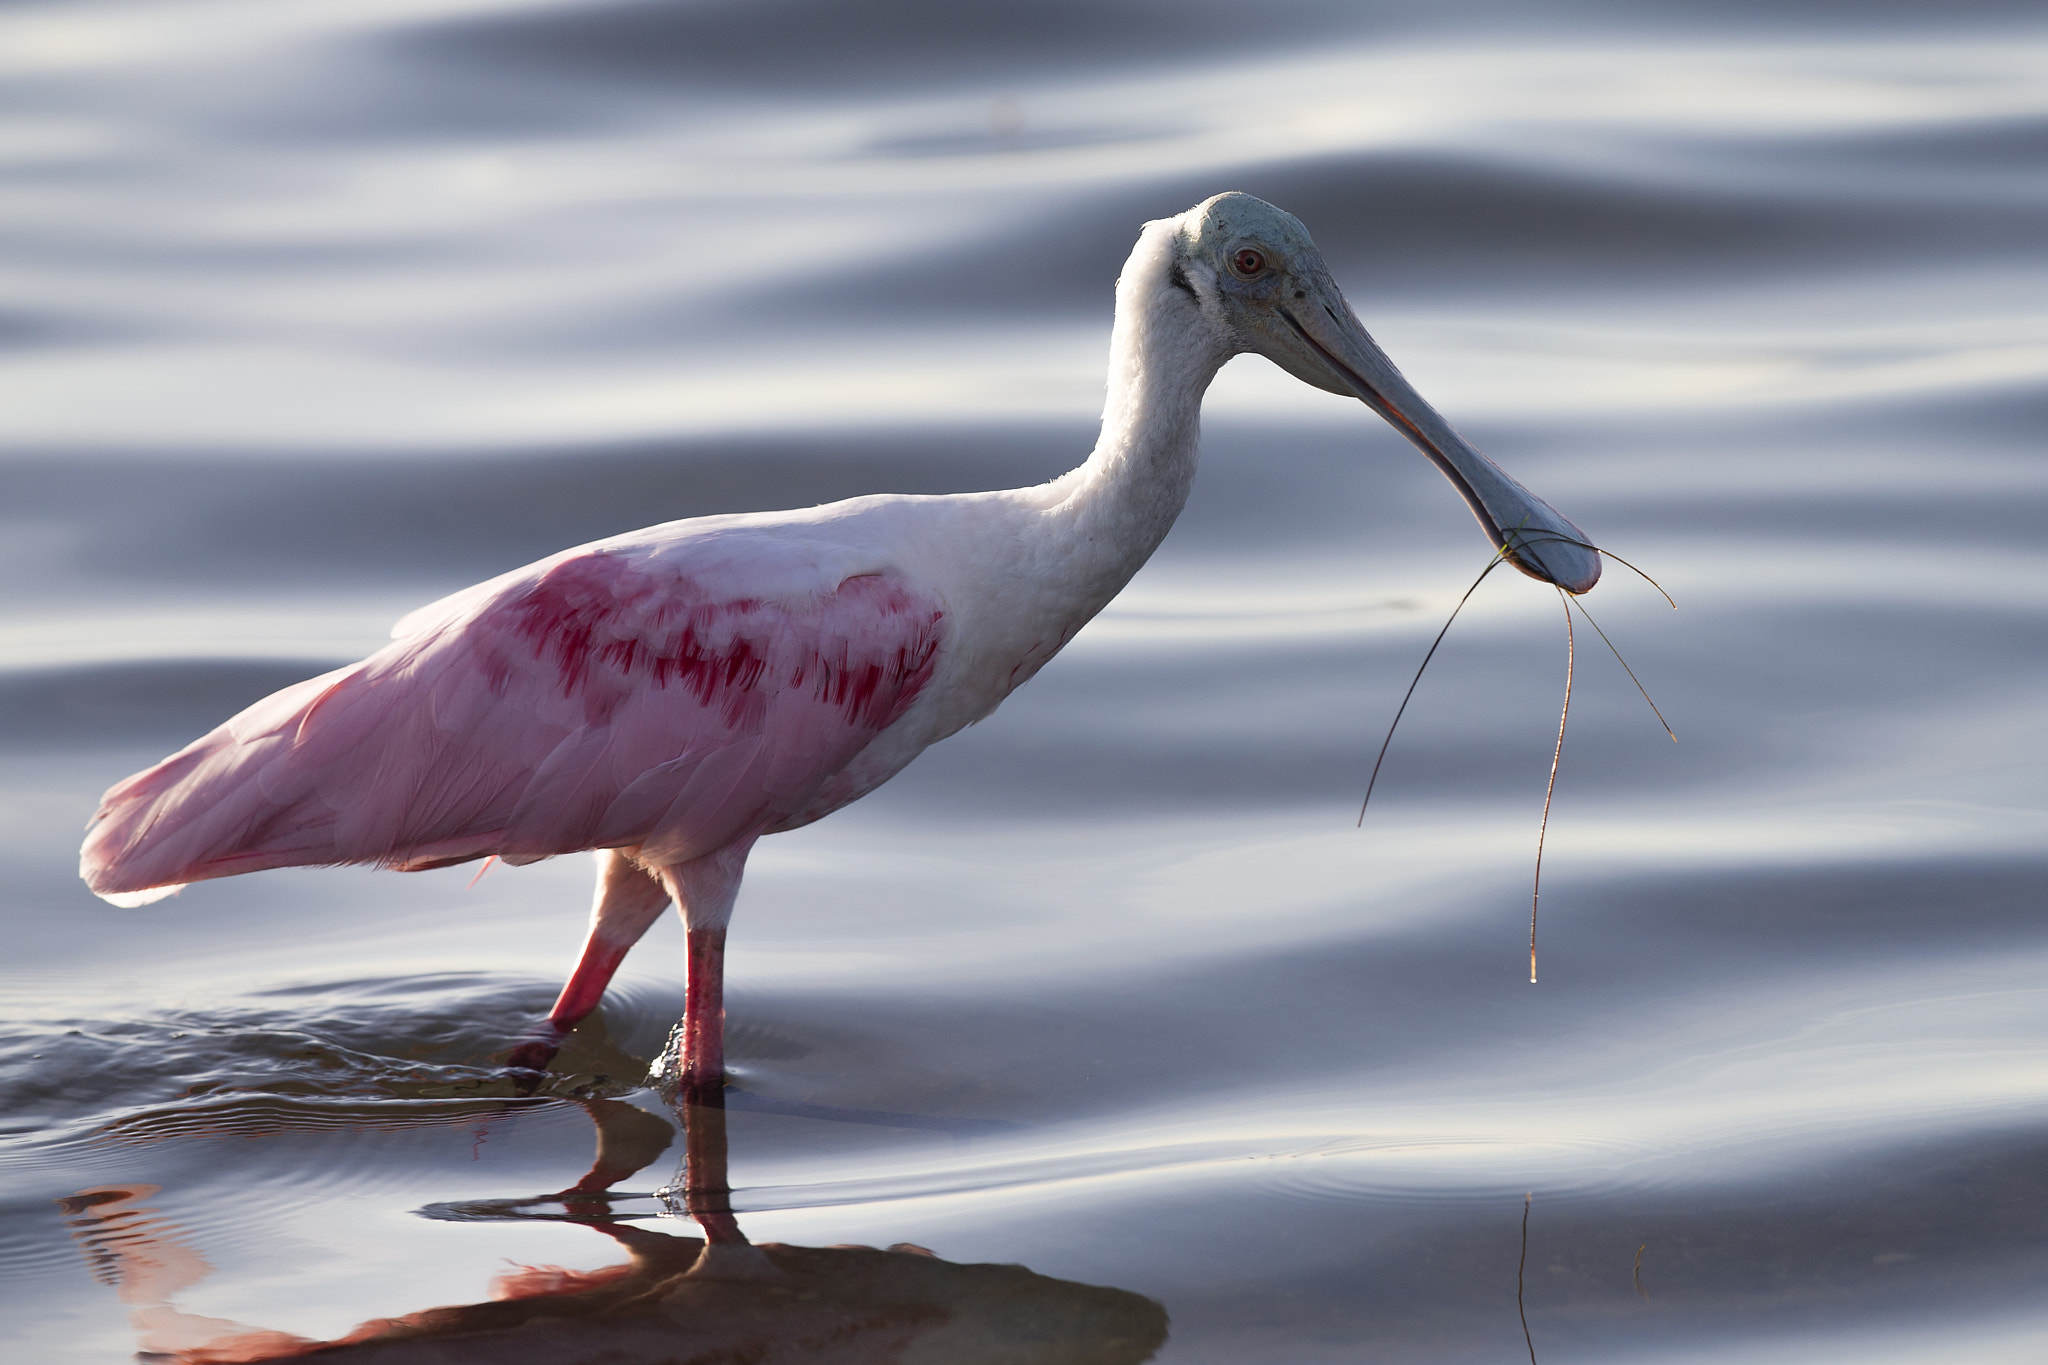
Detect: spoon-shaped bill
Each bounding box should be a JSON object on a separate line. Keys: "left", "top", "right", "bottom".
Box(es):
{"left": 1276, "top": 298, "right": 1601, "bottom": 594}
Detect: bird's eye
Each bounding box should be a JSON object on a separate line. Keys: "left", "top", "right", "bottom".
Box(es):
{"left": 1230, "top": 248, "right": 1266, "bottom": 277}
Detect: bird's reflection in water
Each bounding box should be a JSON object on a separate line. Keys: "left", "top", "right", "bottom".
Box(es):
{"left": 62, "top": 1091, "right": 1168, "bottom": 1363}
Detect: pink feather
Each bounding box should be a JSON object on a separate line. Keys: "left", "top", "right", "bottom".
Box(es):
{"left": 81, "top": 541, "right": 944, "bottom": 903}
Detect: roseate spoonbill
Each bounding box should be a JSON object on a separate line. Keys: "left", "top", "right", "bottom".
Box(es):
{"left": 81, "top": 193, "right": 1600, "bottom": 1097}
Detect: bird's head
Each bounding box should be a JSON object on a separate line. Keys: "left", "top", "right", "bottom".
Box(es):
{"left": 1169, "top": 192, "right": 1601, "bottom": 594}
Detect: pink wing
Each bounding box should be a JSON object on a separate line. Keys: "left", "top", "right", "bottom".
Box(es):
{"left": 81, "top": 545, "right": 945, "bottom": 903}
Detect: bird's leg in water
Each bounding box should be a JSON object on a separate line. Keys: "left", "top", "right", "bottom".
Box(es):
{"left": 655, "top": 841, "right": 775, "bottom": 1276}
{"left": 680, "top": 1076, "right": 742, "bottom": 1243}
{"left": 682, "top": 926, "right": 727, "bottom": 1105}
{"left": 507, "top": 850, "right": 670, "bottom": 1073}
{"left": 659, "top": 837, "right": 755, "bottom": 1097}
{"left": 672, "top": 1056, "right": 778, "bottom": 1277}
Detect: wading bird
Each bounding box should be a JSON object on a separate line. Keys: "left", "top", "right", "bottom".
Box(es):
{"left": 81, "top": 194, "right": 1599, "bottom": 1100}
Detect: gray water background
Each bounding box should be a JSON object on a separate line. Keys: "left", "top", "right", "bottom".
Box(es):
{"left": 2, "top": 0, "right": 2046, "bottom": 1359}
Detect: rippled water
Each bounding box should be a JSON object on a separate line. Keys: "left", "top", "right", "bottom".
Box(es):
{"left": 4, "top": 1, "right": 2047, "bottom": 1360}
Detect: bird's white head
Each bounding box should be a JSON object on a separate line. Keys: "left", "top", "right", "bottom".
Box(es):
{"left": 1163, "top": 192, "right": 1601, "bottom": 594}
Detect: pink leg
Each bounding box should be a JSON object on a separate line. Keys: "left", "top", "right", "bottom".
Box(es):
{"left": 680, "top": 926, "right": 728, "bottom": 1106}
{"left": 655, "top": 838, "right": 777, "bottom": 1273}
{"left": 655, "top": 836, "right": 756, "bottom": 1100}
{"left": 507, "top": 849, "right": 669, "bottom": 1072}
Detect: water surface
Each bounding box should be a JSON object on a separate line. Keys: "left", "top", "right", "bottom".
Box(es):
{"left": 3, "top": 1, "right": 2047, "bottom": 1360}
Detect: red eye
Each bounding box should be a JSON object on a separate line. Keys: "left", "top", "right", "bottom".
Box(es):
{"left": 1230, "top": 247, "right": 1266, "bottom": 277}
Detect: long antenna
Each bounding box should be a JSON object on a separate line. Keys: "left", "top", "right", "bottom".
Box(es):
{"left": 1360, "top": 539, "right": 1669, "bottom": 989}
{"left": 1358, "top": 552, "right": 1509, "bottom": 825}
{"left": 1519, "top": 1192, "right": 1538, "bottom": 1363}
{"left": 1514, "top": 530, "right": 1675, "bottom": 609}
{"left": 1567, "top": 594, "right": 1675, "bottom": 742}
{"left": 1530, "top": 590, "right": 1574, "bottom": 985}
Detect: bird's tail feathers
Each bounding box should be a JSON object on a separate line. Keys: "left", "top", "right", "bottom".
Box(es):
{"left": 79, "top": 668, "right": 366, "bottom": 904}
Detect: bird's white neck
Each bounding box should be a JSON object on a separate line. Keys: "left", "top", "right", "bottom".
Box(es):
{"left": 1041, "top": 221, "right": 1231, "bottom": 610}
{"left": 813, "top": 220, "right": 1232, "bottom": 763}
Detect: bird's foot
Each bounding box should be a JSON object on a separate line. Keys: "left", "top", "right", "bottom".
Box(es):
{"left": 503, "top": 1028, "right": 567, "bottom": 1076}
